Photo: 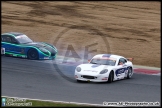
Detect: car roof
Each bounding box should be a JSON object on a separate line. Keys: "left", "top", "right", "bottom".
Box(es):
{"left": 92, "top": 54, "right": 125, "bottom": 59}
{"left": 2, "top": 32, "right": 25, "bottom": 37}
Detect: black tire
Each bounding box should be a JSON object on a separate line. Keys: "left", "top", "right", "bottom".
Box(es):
{"left": 107, "top": 71, "right": 114, "bottom": 83}
{"left": 127, "top": 67, "right": 132, "bottom": 79}
{"left": 27, "top": 49, "right": 39, "bottom": 60}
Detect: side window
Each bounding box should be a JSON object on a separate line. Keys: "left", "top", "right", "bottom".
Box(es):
{"left": 122, "top": 58, "right": 127, "bottom": 63}
{"left": 1, "top": 36, "right": 5, "bottom": 42}
{"left": 1, "top": 35, "right": 18, "bottom": 44}
{"left": 3, "top": 36, "right": 12, "bottom": 43}
{"left": 11, "top": 37, "right": 18, "bottom": 44}
{"left": 118, "top": 58, "right": 127, "bottom": 65}
{"left": 124, "top": 58, "right": 127, "bottom": 63}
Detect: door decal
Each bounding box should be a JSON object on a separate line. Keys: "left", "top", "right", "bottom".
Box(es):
{"left": 115, "top": 68, "right": 127, "bottom": 77}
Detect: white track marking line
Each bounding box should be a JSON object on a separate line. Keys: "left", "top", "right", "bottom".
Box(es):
{"left": 151, "top": 73, "right": 161, "bottom": 76}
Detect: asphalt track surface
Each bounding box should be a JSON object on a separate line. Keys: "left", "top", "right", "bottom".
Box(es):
{"left": 2, "top": 56, "right": 161, "bottom": 105}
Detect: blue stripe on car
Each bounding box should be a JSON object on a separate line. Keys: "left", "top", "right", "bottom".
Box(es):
{"left": 102, "top": 54, "right": 111, "bottom": 57}
{"left": 115, "top": 68, "right": 127, "bottom": 76}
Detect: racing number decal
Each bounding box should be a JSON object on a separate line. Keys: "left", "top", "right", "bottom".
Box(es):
{"left": 1, "top": 48, "right": 5, "bottom": 54}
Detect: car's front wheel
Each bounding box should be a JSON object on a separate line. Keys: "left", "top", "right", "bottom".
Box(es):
{"left": 27, "top": 49, "right": 39, "bottom": 60}
{"left": 107, "top": 71, "right": 114, "bottom": 83}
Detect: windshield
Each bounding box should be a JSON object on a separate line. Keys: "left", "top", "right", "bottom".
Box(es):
{"left": 90, "top": 58, "right": 116, "bottom": 66}
{"left": 15, "top": 35, "right": 33, "bottom": 44}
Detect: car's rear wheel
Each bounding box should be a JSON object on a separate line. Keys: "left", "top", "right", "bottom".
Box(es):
{"left": 27, "top": 49, "right": 39, "bottom": 60}
{"left": 107, "top": 71, "right": 114, "bottom": 83}
{"left": 127, "top": 67, "right": 132, "bottom": 79}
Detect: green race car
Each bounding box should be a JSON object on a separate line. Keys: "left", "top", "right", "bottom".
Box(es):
{"left": 1, "top": 32, "right": 57, "bottom": 60}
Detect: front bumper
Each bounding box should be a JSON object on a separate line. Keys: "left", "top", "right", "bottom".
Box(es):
{"left": 39, "top": 51, "right": 57, "bottom": 60}
{"left": 75, "top": 72, "right": 108, "bottom": 82}
{"left": 42, "top": 56, "right": 56, "bottom": 60}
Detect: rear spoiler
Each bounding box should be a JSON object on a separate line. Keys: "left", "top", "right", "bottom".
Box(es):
{"left": 127, "top": 58, "right": 133, "bottom": 62}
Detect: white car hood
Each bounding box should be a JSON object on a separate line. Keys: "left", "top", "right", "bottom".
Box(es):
{"left": 78, "top": 63, "right": 112, "bottom": 75}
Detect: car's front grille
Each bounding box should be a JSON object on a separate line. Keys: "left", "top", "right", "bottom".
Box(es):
{"left": 82, "top": 75, "right": 96, "bottom": 79}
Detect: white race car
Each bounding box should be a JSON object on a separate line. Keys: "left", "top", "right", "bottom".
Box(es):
{"left": 75, "top": 54, "right": 134, "bottom": 83}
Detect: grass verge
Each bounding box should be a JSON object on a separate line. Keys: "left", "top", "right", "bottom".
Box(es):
{"left": 1, "top": 96, "right": 98, "bottom": 107}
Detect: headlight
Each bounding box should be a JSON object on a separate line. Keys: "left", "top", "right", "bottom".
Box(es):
{"left": 76, "top": 67, "right": 81, "bottom": 72}
{"left": 100, "top": 69, "right": 108, "bottom": 74}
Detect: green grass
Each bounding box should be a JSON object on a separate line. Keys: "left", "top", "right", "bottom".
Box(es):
{"left": 2, "top": 97, "right": 97, "bottom": 107}
{"left": 25, "top": 100, "right": 92, "bottom": 107}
